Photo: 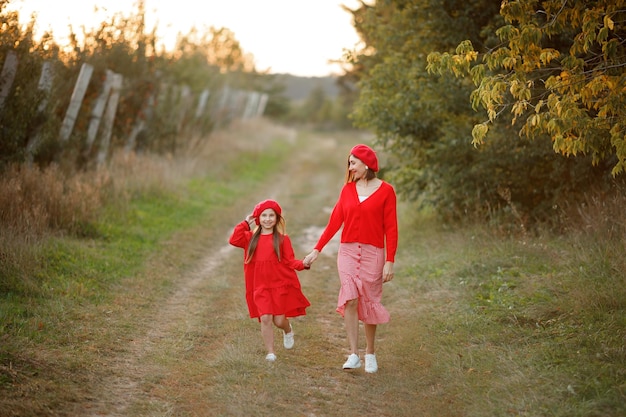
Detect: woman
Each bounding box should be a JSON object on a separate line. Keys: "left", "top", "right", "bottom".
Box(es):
{"left": 304, "top": 144, "right": 398, "bottom": 373}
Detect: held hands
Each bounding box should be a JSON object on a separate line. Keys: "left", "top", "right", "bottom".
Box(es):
{"left": 383, "top": 261, "right": 395, "bottom": 283}
{"left": 303, "top": 249, "right": 319, "bottom": 268}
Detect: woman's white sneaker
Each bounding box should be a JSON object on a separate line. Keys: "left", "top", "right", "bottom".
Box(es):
{"left": 364, "top": 353, "right": 378, "bottom": 373}
{"left": 265, "top": 353, "right": 277, "bottom": 362}
{"left": 342, "top": 353, "right": 361, "bottom": 369}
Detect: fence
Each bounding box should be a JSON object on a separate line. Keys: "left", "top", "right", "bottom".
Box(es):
{"left": 0, "top": 55, "right": 268, "bottom": 167}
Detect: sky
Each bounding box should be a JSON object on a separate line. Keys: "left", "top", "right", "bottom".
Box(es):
{"left": 7, "top": 0, "right": 364, "bottom": 77}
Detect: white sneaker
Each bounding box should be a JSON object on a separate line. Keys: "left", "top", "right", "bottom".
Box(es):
{"left": 365, "top": 353, "right": 378, "bottom": 373}
{"left": 283, "top": 324, "right": 294, "bottom": 349}
{"left": 342, "top": 353, "right": 361, "bottom": 369}
{"left": 265, "top": 353, "right": 277, "bottom": 362}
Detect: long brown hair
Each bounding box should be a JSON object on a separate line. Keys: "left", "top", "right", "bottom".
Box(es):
{"left": 245, "top": 213, "right": 286, "bottom": 264}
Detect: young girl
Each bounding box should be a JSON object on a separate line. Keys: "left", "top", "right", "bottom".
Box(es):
{"left": 229, "top": 199, "right": 311, "bottom": 362}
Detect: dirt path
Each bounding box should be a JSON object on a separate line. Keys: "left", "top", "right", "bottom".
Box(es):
{"left": 71, "top": 132, "right": 350, "bottom": 415}
{"left": 70, "top": 128, "right": 448, "bottom": 417}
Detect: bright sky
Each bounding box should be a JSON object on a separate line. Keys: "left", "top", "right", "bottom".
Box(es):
{"left": 7, "top": 0, "right": 364, "bottom": 77}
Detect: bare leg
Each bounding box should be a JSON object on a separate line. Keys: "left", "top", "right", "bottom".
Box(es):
{"left": 343, "top": 299, "right": 359, "bottom": 354}
{"left": 260, "top": 314, "right": 275, "bottom": 354}
{"left": 273, "top": 314, "right": 290, "bottom": 333}
{"left": 364, "top": 323, "right": 376, "bottom": 354}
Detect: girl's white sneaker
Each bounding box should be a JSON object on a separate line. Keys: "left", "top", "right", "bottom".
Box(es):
{"left": 283, "top": 324, "right": 294, "bottom": 349}
{"left": 265, "top": 353, "right": 277, "bottom": 362}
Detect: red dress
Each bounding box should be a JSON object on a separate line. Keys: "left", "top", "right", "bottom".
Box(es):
{"left": 229, "top": 221, "right": 311, "bottom": 320}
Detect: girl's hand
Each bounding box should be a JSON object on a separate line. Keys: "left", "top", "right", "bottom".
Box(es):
{"left": 245, "top": 214, "right": 255, "bottom": 228}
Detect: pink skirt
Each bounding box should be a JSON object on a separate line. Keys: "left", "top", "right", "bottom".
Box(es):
{"left": 336, "top": 242, "right": 390, "bottom": 324}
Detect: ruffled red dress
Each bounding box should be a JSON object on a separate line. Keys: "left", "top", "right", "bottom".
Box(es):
{"left": 229, "top": 221, "right": 311, "bottom": 320}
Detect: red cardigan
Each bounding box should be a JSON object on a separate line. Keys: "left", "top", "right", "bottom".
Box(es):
{"left": 314, "top": 181, "right": 398, "bottom": 262}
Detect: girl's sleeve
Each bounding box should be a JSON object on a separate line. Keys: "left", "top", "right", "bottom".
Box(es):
{"left": 281, "top": 235, "right": 307, "bottom": 271}
{"left": 228, "top": 221, "right": 251, "bottom": 248}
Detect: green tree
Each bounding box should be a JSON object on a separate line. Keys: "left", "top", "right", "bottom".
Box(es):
{"left": 345, "top": 0, "right": 624, "bottom": 226}
{"left": 427, "top": 0, "right": 626, "bottom": 175}
{"left": 347, "top": 1, "right": 506, "bottom": 214}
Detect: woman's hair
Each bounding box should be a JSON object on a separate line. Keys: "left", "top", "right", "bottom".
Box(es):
{"left": 345, "top": 154, "right": 377, "bottom": 183}
{"left": 245, "top": 212, "right": 286, "bottom": 263}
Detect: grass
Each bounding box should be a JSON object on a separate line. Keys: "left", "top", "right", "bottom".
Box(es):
{"left": 0, "top": 121, "right": 624, "bottom": 416}
{"left": 393, "top": 206, "right": 626, "bottom": 417}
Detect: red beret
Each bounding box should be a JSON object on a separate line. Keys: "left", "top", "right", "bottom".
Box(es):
{"left": 252, "top": 199, "right": 282, "bottom": 225}
{"left": 350, "top": 144, "right": 379, "bottom": 172}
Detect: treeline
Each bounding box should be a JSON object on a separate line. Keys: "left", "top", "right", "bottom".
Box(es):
{"left": 343, "top": 0, "right": 626, "bottom": 229}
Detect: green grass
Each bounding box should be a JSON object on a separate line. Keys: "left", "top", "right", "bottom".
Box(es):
{"left": 394, "top": 208, "right": 626, "bottom": 416}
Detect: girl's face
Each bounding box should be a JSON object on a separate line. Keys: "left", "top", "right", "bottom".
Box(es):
{"left": 259, "top": 208, "right": 277, "bottom": 232}
{"left": 349, "top": 155, "right": 368, "bottom": 180}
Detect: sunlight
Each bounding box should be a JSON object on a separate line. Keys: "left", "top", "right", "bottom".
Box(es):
{"left": 5, "top": 0, "right": 364, "bottom": 76}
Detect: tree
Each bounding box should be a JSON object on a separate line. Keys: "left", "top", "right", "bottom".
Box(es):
{"left": 427, "top": 0, "right": 626, "bottom": 175}
{"left": 344, "top": 0, "right": 623, "bottom": 227}
{"left": 346, "top": 0, "right": 506, "bottom": 212}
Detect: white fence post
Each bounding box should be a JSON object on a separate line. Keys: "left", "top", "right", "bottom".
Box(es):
{"left": 25, "top": 61, "right": 55, "bottom": 162}
{"left": 195, "top": 89, "right": 210, "bottom": 118}
{"left": 97, "top": 72, "right": 123, "bottom": 165}
{"left": 256, "top": 93, "right": 268, "bottom": 117}
{"left": 36, "top": 62, "right": 54, "bottom": 111}
{"left": 59, "top": 63, "right": 94, "bottom": 142}
{"left": 233, "top": 90, "right": 246, "bottom": 119}
{"left": 242, "top": 91, "right": 259, "bottom": 120}
{"left": 176, "top": 85, "right": 192, "bottom": 134}
{"left": 213, "top": 85, "right": 231, "bottom": 126}
{"left": 85, "top": 69, "right": 115, "bottom": 153}
{"left": 125, "top": 92, "right": 155, "bottom": 153}
{"left": 0, "top": 50, "right": 19, "bottom": 111}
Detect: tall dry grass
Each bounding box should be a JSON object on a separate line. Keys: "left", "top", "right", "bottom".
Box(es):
{"left": 0, "top": 164, "right": 106, "bottom": 237}
{"left": 0, "top": 163, "right": 108, "bottom": 294}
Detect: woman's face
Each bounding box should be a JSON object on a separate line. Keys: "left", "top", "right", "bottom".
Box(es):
{"left": 259, "top": 208, "right": 277, "bottom": 231}
{"left": 349, "top": 155, "right": 368, "bottom": 180}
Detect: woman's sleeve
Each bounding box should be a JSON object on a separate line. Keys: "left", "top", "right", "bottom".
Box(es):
{"left": 383, "top": 185, "right": 399, "bottom": 262}
{"left": 314, "top": 189, "right": 345, "bottom": 252}
{"left": 228, "top": 221, "right": 251, "bottom": 248}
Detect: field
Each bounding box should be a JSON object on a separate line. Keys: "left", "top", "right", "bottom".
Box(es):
{"left": 1, "top": 120, "right": 624, "bottom": 416}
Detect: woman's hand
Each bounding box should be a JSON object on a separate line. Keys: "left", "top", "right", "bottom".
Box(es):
{"left": 303, "top": 249, "right": 319, "bottom": 267}
{"left": 383, "top": 261, "right": 394, "bottom": 283}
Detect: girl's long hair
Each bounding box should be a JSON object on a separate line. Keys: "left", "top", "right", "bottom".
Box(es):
{"left": 245, "top": 214, "right": 286, "bottom": 264}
